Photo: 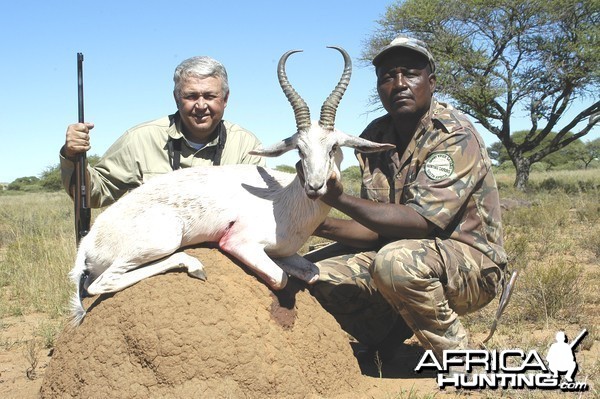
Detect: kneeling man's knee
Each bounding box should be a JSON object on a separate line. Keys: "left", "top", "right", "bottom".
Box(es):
{"left": 371, "top": 240, "right": 438, "bottom": 297}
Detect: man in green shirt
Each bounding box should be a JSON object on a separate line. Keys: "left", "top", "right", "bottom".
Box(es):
{"left": 60, "top": 56, "right": 265, "bottom": 208}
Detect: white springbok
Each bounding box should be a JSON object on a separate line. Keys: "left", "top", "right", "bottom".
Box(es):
{"left": 69, "top": 47, "right": 394, "bottom": 325}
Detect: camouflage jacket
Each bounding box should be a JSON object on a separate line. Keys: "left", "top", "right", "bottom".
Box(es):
{"left": 357, "top": 99, "right": 507, "bottom": 267}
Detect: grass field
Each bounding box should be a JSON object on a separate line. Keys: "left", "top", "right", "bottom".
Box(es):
{"left": 1, "top": 168, "right": 599, "bottom": 397}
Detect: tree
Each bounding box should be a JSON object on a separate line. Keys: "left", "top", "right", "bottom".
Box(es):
{"left": 365, "top": 0, "right": 599, "bottom": 189}
{"left": 491, "top": 131, "right": 589, "bottom": 170}
{"left": 574, "top": 137, "right": 600, "bottom": 168}
{"left": 37, "top": 155, "right": 102, "bottom": 192}
{"left": 40, "top": 165, "right": 62, "bottom": 191}
{"left": 341, "top": 165, "right": 362, "bottom": 182}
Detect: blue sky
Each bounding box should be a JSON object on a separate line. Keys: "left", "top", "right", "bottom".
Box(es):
{"left": 0, "top": 0, "right": 393, "bottom": 183}
{"left": 0, "top": 0, "right": 597, "bottom": 183}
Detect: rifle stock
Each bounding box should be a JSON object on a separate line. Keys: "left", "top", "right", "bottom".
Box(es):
{"left": 74, "top": 52, "right": 91, "bottom": 245}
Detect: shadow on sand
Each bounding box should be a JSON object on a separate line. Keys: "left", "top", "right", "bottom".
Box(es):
{"left": 352, "top": 342, "right": 437, "bottom": 379}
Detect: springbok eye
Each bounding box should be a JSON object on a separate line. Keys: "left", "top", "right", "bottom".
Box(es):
{"left": 329, "top": 144, "right": 339, "bottom": 157}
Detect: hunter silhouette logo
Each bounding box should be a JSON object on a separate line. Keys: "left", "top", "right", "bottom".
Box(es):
{"left": 415, "top": 328, "right": 589, "bottom": 391}
{"left": 546, "top": 329, "right": 587, "bottom": 384}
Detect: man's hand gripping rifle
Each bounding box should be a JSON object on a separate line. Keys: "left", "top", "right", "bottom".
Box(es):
{"left": 74, "top": 53, "right": 91, "bottom": 245}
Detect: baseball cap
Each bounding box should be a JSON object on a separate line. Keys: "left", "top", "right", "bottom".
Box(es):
{"left": 372, "top": 35, "right": 436, "bottom": 72}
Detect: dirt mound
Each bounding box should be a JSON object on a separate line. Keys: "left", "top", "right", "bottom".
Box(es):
{"left": 40, "top": 247, "right": 364, "bottom": 399}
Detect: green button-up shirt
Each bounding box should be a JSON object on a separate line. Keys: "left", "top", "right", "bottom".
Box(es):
{"left": 60, "top": 113, "right": 266, "bottom": 208}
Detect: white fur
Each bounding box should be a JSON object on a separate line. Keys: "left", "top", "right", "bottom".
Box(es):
{"left": 69, "top": 123, "right": 394, "bottom": 325}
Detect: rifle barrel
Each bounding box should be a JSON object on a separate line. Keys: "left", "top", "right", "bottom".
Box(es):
{"left": 569, "top": 329, "right": 588, "bottom": 349}
{"left": 77, "top": 53, "right": 84, "bottom": 123}
{"left": 75, "top": 53, "right": 90, "bottom": 244}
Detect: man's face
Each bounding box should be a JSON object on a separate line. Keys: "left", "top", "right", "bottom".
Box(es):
{"left": 174, "top": 76, "right": 228, "bottom": 141}
{"left": 376, "top": 50, "right": 435, "bottom": 121}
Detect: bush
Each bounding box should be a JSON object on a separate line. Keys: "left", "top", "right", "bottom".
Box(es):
{"left": 274, "top": 164, "right": 296, "bottom": 174}
{"left": 7, "top": 155, "right": 101, "bottom": 194}
{"left": 537, "top": 177, "right": 561, "bottom": 191}
{"left": 533, "top": 177, "right": 600, "bottom": 194}
{"left": 7, "top": 176, "right": 42, "bottom": 192}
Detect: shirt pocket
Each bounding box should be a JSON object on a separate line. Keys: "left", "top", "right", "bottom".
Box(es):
{"left": 360, "top": 184, "right": 391, "bottom": 203}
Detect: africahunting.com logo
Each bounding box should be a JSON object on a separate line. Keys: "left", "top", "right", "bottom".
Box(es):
{"left": 415, "top": 329, "right": 589, "bottom": 392}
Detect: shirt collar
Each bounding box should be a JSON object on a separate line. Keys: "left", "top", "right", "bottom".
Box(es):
{"left": 167, "top": 112, "right": 223, "bottom": 148}
{"left": 413, "top": 97, "right": 437, "bottom": 140}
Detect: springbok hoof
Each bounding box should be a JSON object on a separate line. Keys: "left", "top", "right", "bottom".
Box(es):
{"left": 307, "top": 273, "right": 320, "bottom": 284}
{"left": 271, "top": 272, "right": 288, "bottom": 291}
{"left": 188, "top": 269, "right": 207, "bottom": 281}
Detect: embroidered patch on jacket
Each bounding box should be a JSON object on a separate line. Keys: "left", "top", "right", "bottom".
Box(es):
{"left": 424, "top": 153, "right": 454, "bottom": 180}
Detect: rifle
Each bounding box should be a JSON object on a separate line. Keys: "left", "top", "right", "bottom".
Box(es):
{"left": 481, "top": 269, "right": 519, "bottom": 346}
{"left": 569, "top": 329, "right": 588, "bottom": 350}
{"left": 74, "top": 52, "right": 91, "bottom": 245}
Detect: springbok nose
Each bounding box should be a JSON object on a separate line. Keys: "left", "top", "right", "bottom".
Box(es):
{"left": 307, "top": 182, "right": 324, "bottom": 192}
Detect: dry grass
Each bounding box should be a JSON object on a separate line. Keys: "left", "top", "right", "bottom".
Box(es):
{"left": 0, "top": 193, "right": 104, "bottom": 320}
{"left": 0, "top": 193, "right": 75, "bottom": 318}
{"left": 462, "top": 168, "right": 600, "bottom": 397}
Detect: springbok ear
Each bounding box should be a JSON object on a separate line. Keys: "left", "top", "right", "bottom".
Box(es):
{"left": 336, "top": 131, "right": 395, "bottom": 153}
{"left": 248, "top": 134, "right": 298, "bottom": 157}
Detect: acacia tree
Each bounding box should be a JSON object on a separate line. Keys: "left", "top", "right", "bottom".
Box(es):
{"left": 365, "top": 0, "right": 599, "bottom": 189}
{"left": 488, "top": 130, "right": 587, "bottom": 170}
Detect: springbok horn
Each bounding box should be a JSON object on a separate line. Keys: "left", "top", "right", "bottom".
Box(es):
{"left": 319, "top": 46, "right": 352, "bottom": 131}
{"left": 278, "top": 50, "right": 311, "bottom": 133}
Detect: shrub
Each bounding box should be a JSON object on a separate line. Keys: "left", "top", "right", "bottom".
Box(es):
{"left": 7, "top": 176, "right": 42, "bottom": 192}
{"left": 517, "top": 260, "right": 583, "bottom": 323}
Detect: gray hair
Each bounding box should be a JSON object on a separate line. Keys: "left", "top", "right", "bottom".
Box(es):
{"left": 173, "top": 56, "right": 229, "bottom": 99}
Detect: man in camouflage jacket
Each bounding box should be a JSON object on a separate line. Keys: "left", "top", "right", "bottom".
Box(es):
{"left": 306, "top": 35, "right": 507, "bottom": 362}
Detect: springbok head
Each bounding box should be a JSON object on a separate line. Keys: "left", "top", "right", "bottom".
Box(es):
{"left": 250, "top": 46, "right": 394, "bottom": 199}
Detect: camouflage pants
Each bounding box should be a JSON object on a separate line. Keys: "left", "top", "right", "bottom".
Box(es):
{"left": 306, "top": 239, "right": 502, "bottom": 358}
